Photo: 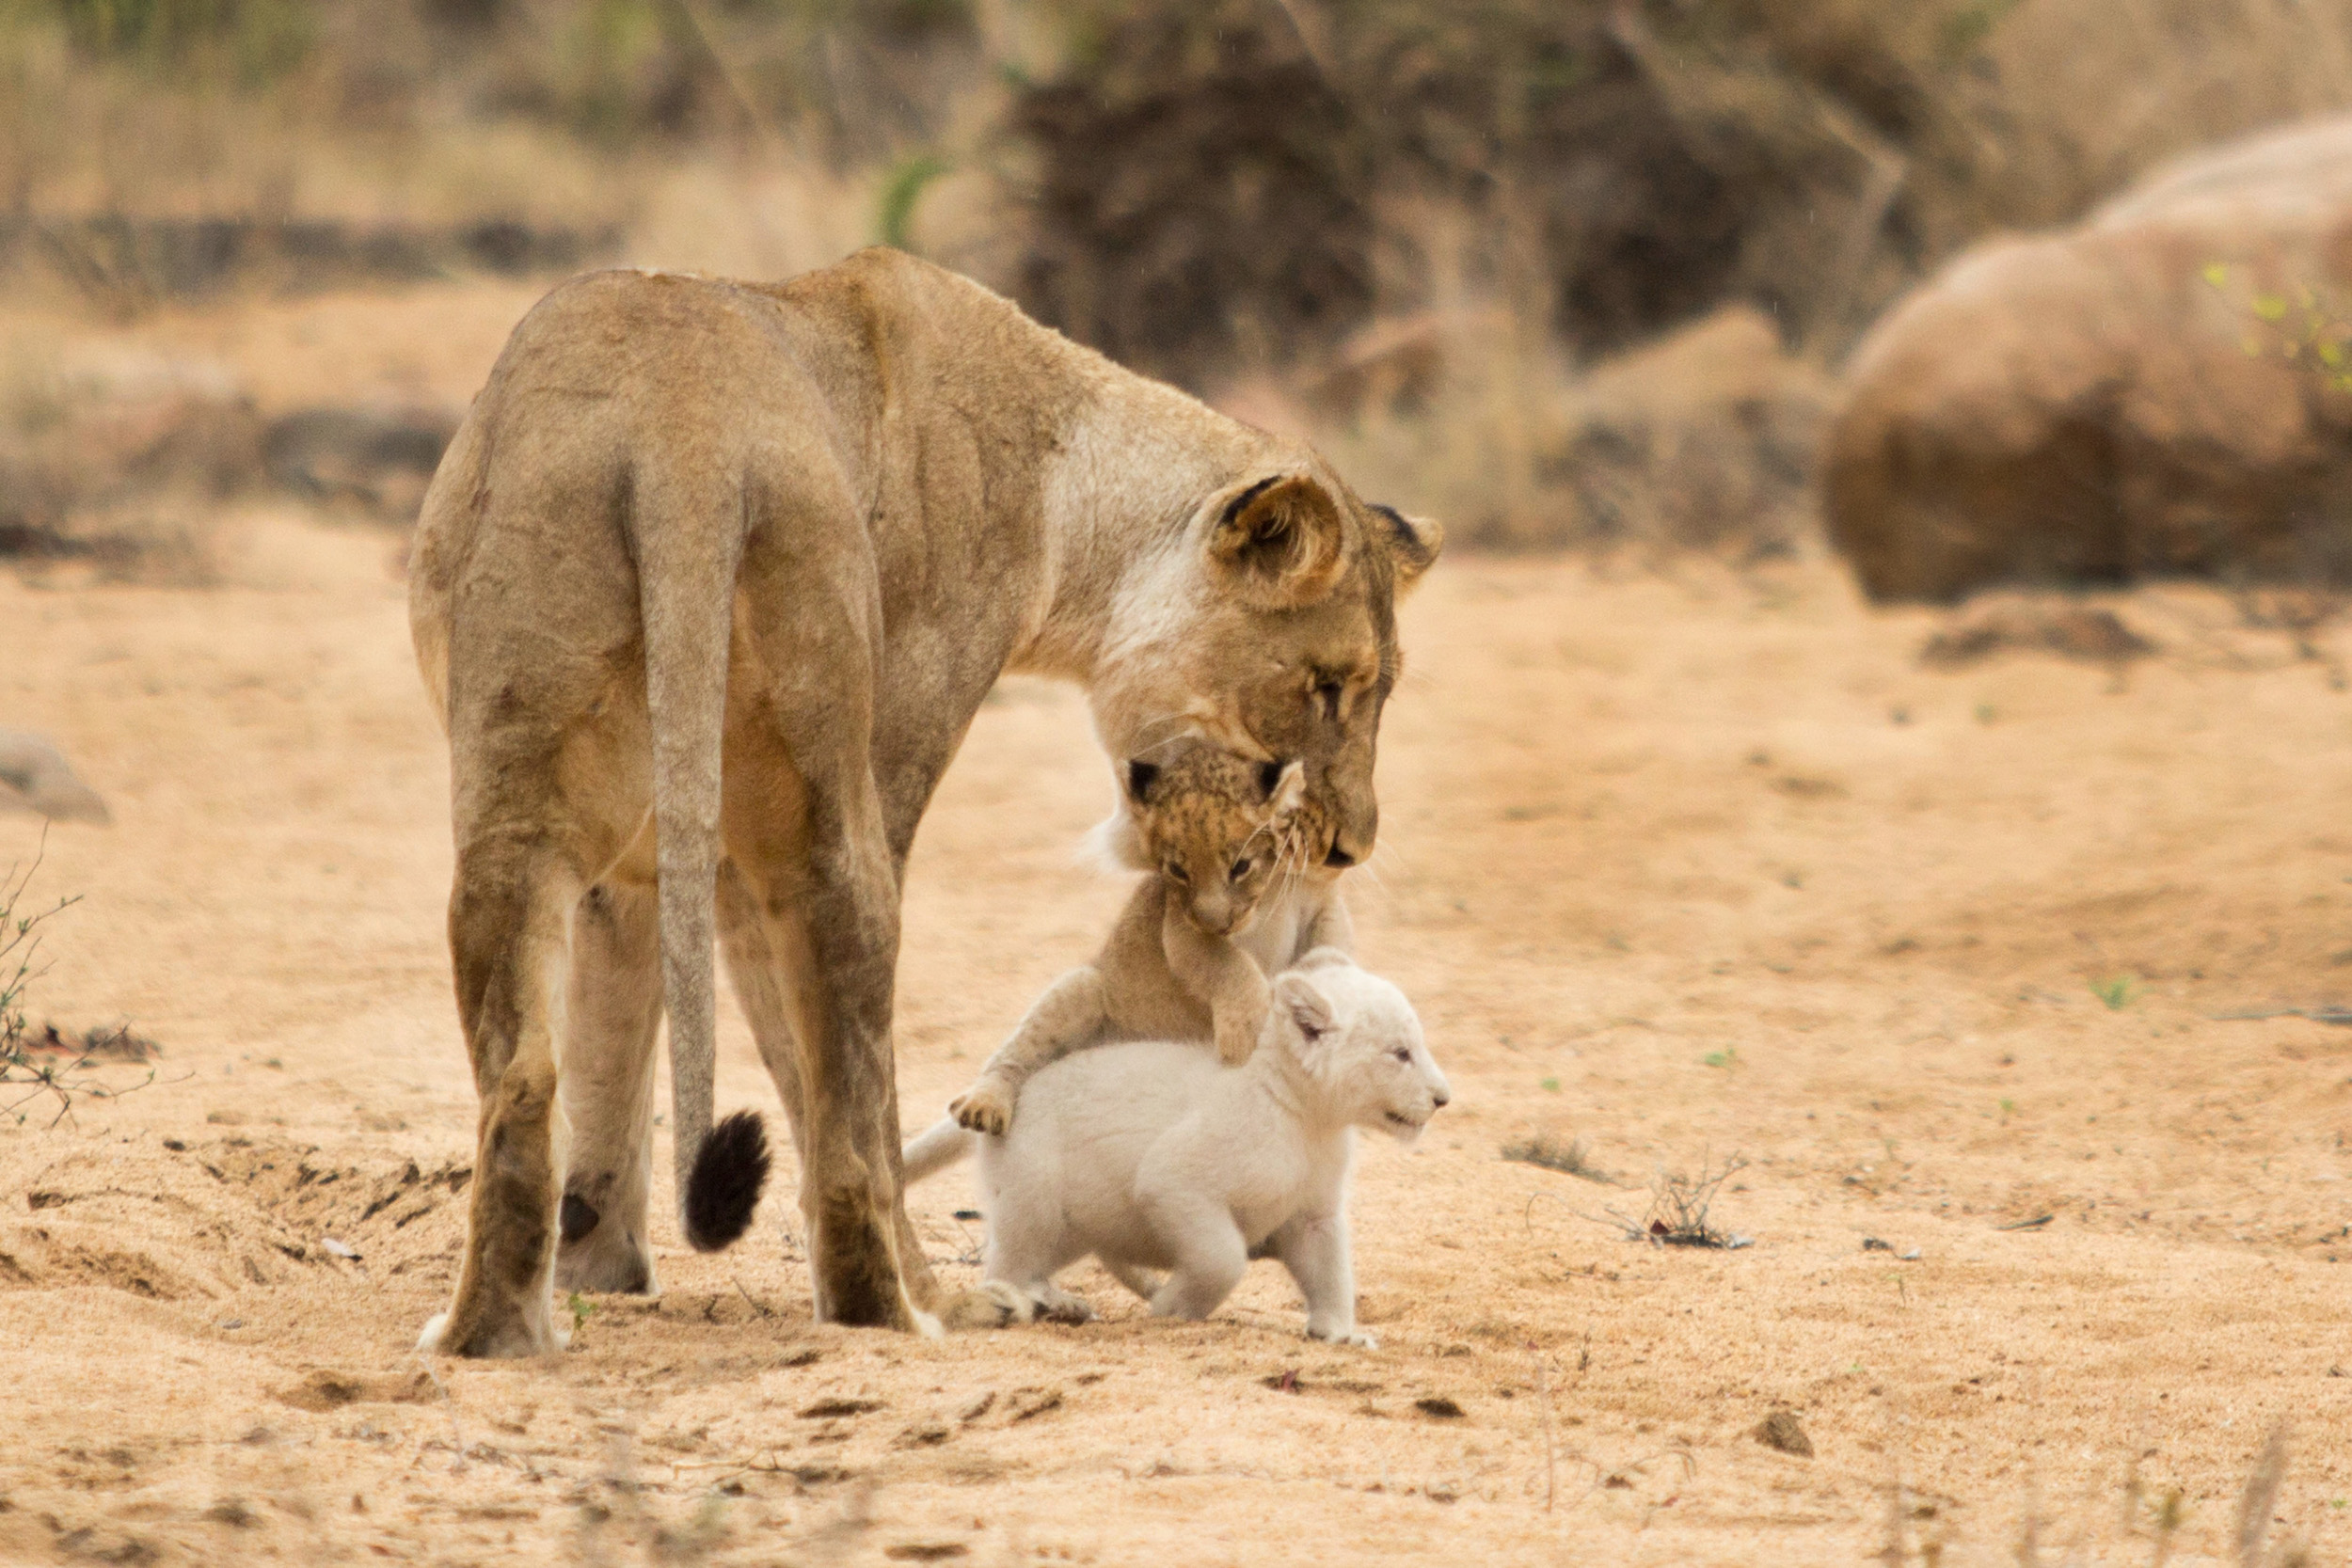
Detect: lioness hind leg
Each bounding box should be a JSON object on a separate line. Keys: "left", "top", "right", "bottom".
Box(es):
{"left": 429, "top": 841, "right": 586, "bottom": 1357}
{"left": 554, "top": 874, "right": 663, "bottom": 1296}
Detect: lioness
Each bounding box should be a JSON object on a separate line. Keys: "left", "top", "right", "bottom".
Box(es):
{"left": 948, "top": 739, "right": 1349, "bottom": 1135}
{"left": 406, "top": 248, "right": 1439, "bottom": 1357}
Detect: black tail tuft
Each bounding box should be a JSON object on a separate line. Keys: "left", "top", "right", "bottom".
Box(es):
{"left": 684, "top": 1109, "right": 771, "bottom": 1252}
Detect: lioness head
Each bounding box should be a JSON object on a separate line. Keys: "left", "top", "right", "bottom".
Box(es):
{"left": 1120, "top": 742, "right": 1307, "bottom": 938}
{"left": 1091, "top": 455, "right": 1441, "bottom": 872}
{"left": 1270, "top": 949, "right": 1450, "bottom": 1143}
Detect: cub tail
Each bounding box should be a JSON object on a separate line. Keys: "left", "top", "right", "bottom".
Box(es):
{"left": 902, "top": 1117, "right": 977, "bottom": 1185}
{"left": 684, "top": 1108, "right": 771, "bottom": 1252}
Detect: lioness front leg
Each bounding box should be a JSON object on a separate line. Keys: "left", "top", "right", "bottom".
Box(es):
{"left": 1163, "top": 905, "right": 1273, "bottom": 1065}
{"left": 1269, "top": 1209, "right": 1374, "bottom": 1347}
{"left": 951, "top": 966, "right": 1110, "bottom": 1134}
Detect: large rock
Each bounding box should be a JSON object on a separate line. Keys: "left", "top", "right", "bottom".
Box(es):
{"left": 1825, "top": 115, "right": 2352, "bottom": 603}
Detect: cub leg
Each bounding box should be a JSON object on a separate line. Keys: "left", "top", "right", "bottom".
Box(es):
{"left": 554, "top": 875, "right": 664, "bottom": 1296}
{"left": 978, "top": 1172, "right": 1084, "bottom": 1324}
{"left": 1269, "top": 1209, "right": 1373, "bottom": 1347}
{"left": 1162, "top": 903, "right": 1273, "bottom": 1066}
{"left": 951, "top": 966, "right": 1110, "bottom": 1134}
{"left": 1100, "top": 1259, "right": 1167, "bottom": 1301}
{"left": 1138, "top": 1196, "right": 1251, "bottom": 1321}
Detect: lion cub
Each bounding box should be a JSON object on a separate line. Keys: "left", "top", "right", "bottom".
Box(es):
{"left": 947, "top": 741, "right": 1352, "bottom": 1136}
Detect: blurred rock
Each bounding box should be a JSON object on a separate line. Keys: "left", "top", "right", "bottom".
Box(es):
{"left": 0, "top": 731, "right": 110, "bottom": 825}
{"left": 1536, "top": 306, "right": 1835, "bottom": 556}
{"left": 1919, "top": 602, "right": 2155, "bottom": 668}
{"left": 0, "top": 349, "right": 259, "bottom": 578}
{"left": 263, "top": 403, "right": 460, "bottom": 523}
{"left": 1826, "top": 115, "right": 2352, "bottom": 603}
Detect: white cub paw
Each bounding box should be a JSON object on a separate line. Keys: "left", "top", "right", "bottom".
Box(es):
{"left": 1308, "top": 1324, "right": 1377, "bottom": 1349}
{"left": 1030, "top": 1284, "right": 1095, "bottom": 1325}
{"left": 983, "top": 1280, "right": 1037, "bottom": 1324}
{"left": 415, "top": 1312, "right": 451, "bottom": 1354}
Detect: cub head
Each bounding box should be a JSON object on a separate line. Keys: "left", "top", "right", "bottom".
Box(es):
{"left": 1269, "top": 949, "right": 1450, "bottom": 1143}
{"left": 1089, "top": 448, "right": 1442, "bottom": 876}
{"left": 1122, "top": 743, "right": 1307, "bottom": 938}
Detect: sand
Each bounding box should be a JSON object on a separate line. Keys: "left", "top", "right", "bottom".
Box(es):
{"left": 3, "top": 287, "right": 2351, "bottom": 1567}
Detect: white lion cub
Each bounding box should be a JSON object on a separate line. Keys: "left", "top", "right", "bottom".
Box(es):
{"left": 904, "top": 950, "right": 1447, "bottom": 1343}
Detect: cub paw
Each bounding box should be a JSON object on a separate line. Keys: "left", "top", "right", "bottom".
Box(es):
{"left": 939, "top": 1282, "right": 1029, "bottom": 1331}
{"left": 1308, "top": 1325, "right": 1378, "bottom": 1350}
{"left": 950, "top": 1082, "right": 1014, "bottom": 1135}
{"left": 1030, "top": 1284, "right": 1095, "bottom": 1325}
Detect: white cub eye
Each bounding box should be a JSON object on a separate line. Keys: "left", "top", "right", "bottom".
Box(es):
{"left": 1392, "top": 1047, "right": 1411, "bottom": 1062}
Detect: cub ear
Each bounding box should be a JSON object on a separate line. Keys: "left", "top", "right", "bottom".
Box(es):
{"left": 1259, "top": 758, "right": 1306, "bottom": 816}
{"left": 1205, "top": 472, "right": 1348, "bottom": 609}
{"left": 1274, "top": 970, "right": 1338, "bottom": 1056}
{"left": 1371, "top": 503, "right": 1444, "bottom": 596}
{"left": 1125, "top": 758, "right": 1161, "bottom": 802}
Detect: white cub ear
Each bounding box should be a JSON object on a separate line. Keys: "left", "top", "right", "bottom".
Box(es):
{"left": 1274, "top": 971, "right": 1337, "bottom": 1050}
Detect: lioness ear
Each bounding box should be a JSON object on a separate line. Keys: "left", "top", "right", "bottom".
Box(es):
{"left": 1206, "top": 472, "right": 1348, "bottom": 609}
{"left": 1126, "top": 759, "right": 1161, "bottom": 801}
{"left": 1371, "top": 503, "right": 1444, "bottom": 596}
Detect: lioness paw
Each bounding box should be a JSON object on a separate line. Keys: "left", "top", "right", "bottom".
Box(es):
{"left": 950, "top": 1083, "right": 1014, "bottom": 1136}
{"left": 1214, "top": 1016, "right": 1262, "bottom": 1067}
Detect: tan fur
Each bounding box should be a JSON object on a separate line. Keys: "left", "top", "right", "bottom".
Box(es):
{"left": 949, "top": 745, "right": 1351, "bottom": 1135}
{"left": 406, "top": 249, "right": 1438, "bottom": 1356}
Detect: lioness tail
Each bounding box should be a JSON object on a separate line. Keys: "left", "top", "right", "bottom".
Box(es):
{"left": 685, "top": 1108, "right": 771, "bottom": 1251}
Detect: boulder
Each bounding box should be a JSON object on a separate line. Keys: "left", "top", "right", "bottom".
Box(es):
{"left": 1825, "top": 115, "right": 2352, "bottom": 602}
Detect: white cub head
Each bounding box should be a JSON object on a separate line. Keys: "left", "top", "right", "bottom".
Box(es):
{"left": 1268, "top": 948, "right": 1449, "bottom": 1142}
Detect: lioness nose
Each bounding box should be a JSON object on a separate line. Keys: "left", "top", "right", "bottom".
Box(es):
{"left": 1326, "top": 831, "right": 1371, "bottom": 868}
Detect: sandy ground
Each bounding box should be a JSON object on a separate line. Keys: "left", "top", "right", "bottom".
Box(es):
{"left": 4, "top": 289, "right": 2352, "bottom": 1567}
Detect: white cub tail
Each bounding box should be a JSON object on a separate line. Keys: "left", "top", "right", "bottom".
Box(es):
{"left": 902, "top": 1117, "right": 977, "bottom": 1184}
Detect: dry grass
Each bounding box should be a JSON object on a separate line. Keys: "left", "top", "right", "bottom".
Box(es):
{"left": 1500, "top": 1130, "right": 1615, "bottom": 1184}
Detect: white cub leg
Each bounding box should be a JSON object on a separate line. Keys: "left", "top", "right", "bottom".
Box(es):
{"left": 1142, "top": 1199, "right": 1251, "bottom": 1321}
{"left": 1276, "top": 1210, "right": 1374, "bottom": 1348}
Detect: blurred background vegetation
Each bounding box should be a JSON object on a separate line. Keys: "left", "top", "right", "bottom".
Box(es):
{"left": 6, "top": 0, "right": 2352, "bottom": 558}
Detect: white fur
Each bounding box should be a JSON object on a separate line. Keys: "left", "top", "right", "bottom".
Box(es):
{"left": 907, "top": 952, "right": 1447, "bottom": 1343}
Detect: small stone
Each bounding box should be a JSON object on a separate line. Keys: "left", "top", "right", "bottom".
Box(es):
{"left": 1753, "top": 1409, "right": 1813, "bottom": 1457}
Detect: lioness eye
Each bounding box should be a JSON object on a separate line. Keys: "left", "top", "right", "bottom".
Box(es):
{"left": 1313, "top": 679, "right": 1343, "bottom": 720}
{"left": 1230, "top": 858, "right": 1251, "bottom": 881}
{"left": 1165, "top": 862, "right": 1188, "bottom": 883}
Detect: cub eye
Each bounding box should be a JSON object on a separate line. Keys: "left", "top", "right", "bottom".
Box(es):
{"left": 1391, "top": 1047, "right": 1411, "bottom": 1062}
{"left": 1164, "top": 862, "right": 1189, "bottom": 883}
{"left": 1229, "top": 858, "right": 1252, "bottom": 881}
